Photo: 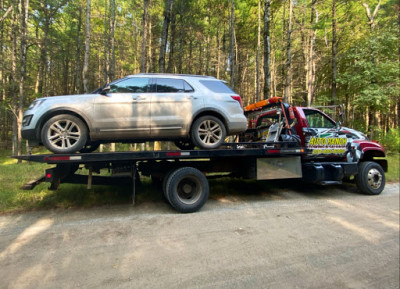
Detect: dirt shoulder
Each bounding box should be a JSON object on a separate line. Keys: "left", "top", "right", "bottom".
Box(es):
{"left": 0, "top": 182, "right": 399, "bottom": 289}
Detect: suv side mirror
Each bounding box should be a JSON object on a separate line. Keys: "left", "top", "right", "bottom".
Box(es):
{"left": 100, "top": 86, "right": 111, "bottom": 95}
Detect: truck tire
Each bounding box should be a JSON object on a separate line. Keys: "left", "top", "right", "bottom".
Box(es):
{"left": 162, "top": 169, "right": 175, "bottom": 203}
{"left": 164, "top": 167, "right": 209, "bottom": 213}
{"left": 355, "top": 161, "right": 385, "bottom": 195}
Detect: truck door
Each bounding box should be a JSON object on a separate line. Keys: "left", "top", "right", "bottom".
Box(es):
{"left": 302, "top": 109, "right": 347, "bottom": 157}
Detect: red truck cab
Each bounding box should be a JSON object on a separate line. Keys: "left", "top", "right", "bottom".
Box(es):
{"left": 243, "top": 98, "right": 387, "bottom": 171}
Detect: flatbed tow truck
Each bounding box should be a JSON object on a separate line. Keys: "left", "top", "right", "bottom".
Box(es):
{"left": 14, "top": 98, "right": 387, "bottom": 213}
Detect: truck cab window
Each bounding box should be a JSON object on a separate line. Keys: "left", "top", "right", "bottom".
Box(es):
{"left": 304, "top": 109, "right": 335, "bottom": 129}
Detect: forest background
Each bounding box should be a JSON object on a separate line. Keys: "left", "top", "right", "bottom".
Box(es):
{"left": 0, "top": 0, "right": 399, "bottom": 156}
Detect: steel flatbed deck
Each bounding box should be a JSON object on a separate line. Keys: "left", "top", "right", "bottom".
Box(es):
{"left": 14, "top": 143, "right": 304, "bottom": 164}
{"left": 13, "top": 142, "right": 307, "bottom": 213}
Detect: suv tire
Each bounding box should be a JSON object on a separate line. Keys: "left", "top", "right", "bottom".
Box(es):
{"left": 41, "top": 114, "right": 88, "bottom": 154}
{"left": 191, "top": 116, "right": 226, "bottom": 149}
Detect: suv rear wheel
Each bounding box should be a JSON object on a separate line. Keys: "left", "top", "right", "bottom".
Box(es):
{"left": 191, "top": 115, "right": 226, "bottom": 149}
{"left": 41, "top": 114, "right": 87, "bottom": 154}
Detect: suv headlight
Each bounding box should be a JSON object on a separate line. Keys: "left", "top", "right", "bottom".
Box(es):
{"left": 22, "top": 115, "right": 33, "bottom": 126}
{"left": 28, "top": 99, "right": 46, "bottom": 110}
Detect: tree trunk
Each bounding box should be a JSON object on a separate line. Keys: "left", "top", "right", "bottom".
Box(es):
{"left": 362, "top": 0, "right": 382, "bottom": 136}
{"left": 11, "top": 0, "right": 18, "bottom": 156}
{"left": 109, "top": 0, "right": 116, "bottom": 80}
{"left": 177, "top": 14, "right": 183, "bottom": 73}
{"left": 141, "top": 0, "right": 150, "bottom": 73}
{"left": 263, "top": 0, "right": 271, "bottom": 100}
{"left": 17, "top": 0, "right": 28, "bottom": 159}
{"left": 256, "top": 0, "right": 260, "bottom": 102}
{"left": 216, "top": 23, "right": 221, "bottom": 79}
{"left": 205, "top": 12, "right": 211, "bottom": 75}
{"left": 0, "top": 0, "right": 5, "bottom": 101}
{"left": 167, "top": 13, "right": 176, "bottom": 73}
{"left": 159, "top": 0, "right": 174, "bottom": 73}
{"left": 229, "top": 0, "right": 235, "bottom": 88}
{"left": 82, "top": 0, "right": 91, "bottom": 93}
{"left": 35, "top": 20, "right": 49, "bottom": 95}
{"left": 103, "top": 0, "right": 109, "bottom": 83}
{"left": 331, "top": 0, "right": 337, "bottom": 105}
{"left": 75, "top": 5, "right": 82, "bottom": 93}
{"left": 284, "top": 0, "right": 293, "bottom": 103}
{"left": 306, "top": 0, "right": 318, "bottom": 106}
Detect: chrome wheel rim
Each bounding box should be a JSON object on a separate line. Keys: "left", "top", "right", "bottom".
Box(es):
{"left": 47, "top": 120, "right": 81, "bottom": 150}
{"left": 367, "top": 168, "right": 383, "bottom": 189}
{"left": 198, "top": 120, "right": 222, "bottom": 145}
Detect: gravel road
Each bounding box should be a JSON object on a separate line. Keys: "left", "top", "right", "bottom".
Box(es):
{"left": 0, "top": 182, "right": 399, "bottom": 289}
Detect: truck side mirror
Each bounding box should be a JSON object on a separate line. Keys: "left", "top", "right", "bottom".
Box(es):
{"left": 336, "top": 121, "right": 342, "bottom": 130}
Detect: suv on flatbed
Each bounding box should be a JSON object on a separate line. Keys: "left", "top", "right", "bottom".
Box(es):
{"left": 22, "top": 74, "right": 247, "bottom": 154}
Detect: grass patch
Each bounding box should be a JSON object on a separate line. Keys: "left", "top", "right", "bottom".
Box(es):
{"left": 0, "top": 149, "right": 398, "bottom": 214}
{"left": 385, "top": 153, "right": 399, "bottom": 183}
{"left": 0, "top": 150, "right": 160, "bottom": 214}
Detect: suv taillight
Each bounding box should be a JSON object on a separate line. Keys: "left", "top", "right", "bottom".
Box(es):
{"left": 231, "top": 95, "right": 243, "bottom": 109}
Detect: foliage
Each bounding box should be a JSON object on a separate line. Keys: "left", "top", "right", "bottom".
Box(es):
{"left": 381, "top": 129, "right": 400, "bottom": 153}
{"left": 0, "top": 0, "right": 398, "bottom": 149}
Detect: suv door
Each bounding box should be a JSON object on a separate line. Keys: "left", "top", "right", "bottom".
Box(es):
{"left": 150, "top": 78, "right": 203, "bottom": 137}
{"left": 93, "top": 77, "right": 151, "bottom": 138}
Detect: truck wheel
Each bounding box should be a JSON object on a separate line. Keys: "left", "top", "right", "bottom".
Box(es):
{"left": 41, "top": 114, "right": 88, "bottom": 154}
{"left": 162, "top": 170, "right": 175, "bottom": 203}
{"left": 164, "top": 167, "right": 209, "bottom": 213}
{"left": 191, "top": 116, "right": 226, "bottom": 149}
{"left": 355, "top": 161, "right": 385, "bottom": 195}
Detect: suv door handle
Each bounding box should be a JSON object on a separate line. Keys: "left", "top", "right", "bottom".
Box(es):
{"left": 132, "top": 95, "right": 146, "bottom": 101}
{"left": 186, "top": 95, "right": 198, "bottom": 100}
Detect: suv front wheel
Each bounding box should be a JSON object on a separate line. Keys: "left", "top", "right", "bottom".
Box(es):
{"left": 41, "top": 114, "right": 88, "bottom": 154}
{"left": 191, "top": 116, "right": 226, "bottom": 149}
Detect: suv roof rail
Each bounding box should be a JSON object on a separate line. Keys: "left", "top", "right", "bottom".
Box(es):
{"left": 129, "top": 73, "right": 216, "bottom": 79}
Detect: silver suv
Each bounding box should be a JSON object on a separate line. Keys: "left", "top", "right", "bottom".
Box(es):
{"left": 22, "top": 74, "right": 248, "bottom": 153}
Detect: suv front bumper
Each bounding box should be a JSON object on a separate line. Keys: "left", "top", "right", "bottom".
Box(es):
{"left": 21, "top": 129, "right": 40, "bottom": 146}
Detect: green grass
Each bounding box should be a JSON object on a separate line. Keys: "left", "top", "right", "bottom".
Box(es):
{"left": 386, "top": 153, "right": 400, "bottom": 183}
{"left": 0, "top": 149, "right": 399, "bottom": 214}
{"left": 0, "top": 149, "right": 156, "bottom": 214}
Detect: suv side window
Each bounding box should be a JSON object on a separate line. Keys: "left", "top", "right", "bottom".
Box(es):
{"left": 156, "top": 78, "right": 194, "bottom": 93}
{"left": 110, "top": 78, "right": 150, "bottom": 93}
{"left": 304, "top": 109, "right": 335, "bottom": 128}
{"left": 199, "top": 80, "right": 235, "bottom": 93}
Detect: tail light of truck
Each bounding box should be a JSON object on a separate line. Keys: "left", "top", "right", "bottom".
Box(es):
{"left": 231, "top": 95, "right": 243, "bottom": 109}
